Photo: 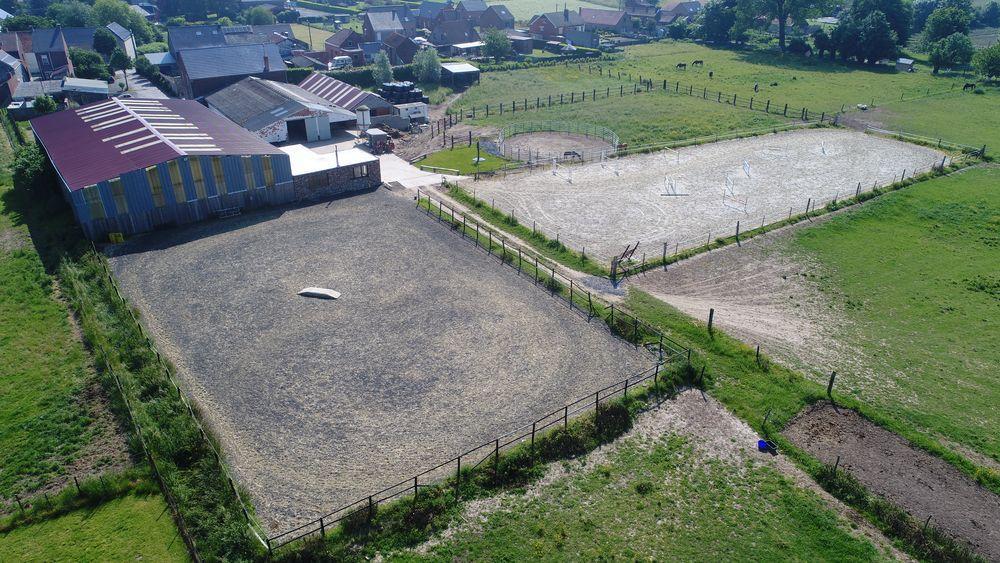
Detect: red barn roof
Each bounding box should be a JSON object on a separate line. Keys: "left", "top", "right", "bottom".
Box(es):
{"left": 31, "top": 98, "right": 282, "bottom": 191}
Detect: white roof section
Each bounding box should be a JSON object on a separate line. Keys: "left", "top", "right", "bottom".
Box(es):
{"left": 279, "top": 145, "right": 377, "bottom": 176}
{"left": 452, "top": 41, "right": 484, "bottom": 49}
{"left": 440, "top": 62, "right": 480, "bottom": 73}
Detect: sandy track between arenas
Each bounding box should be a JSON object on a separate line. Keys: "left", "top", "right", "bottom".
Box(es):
{"left": 109, "top": 188, "right": 651, "bottom": 531}
{"left": 467, "top": 129, "right": 946, "bottom": 261}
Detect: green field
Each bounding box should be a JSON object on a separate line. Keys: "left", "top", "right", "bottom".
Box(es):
{"left": 612, "top": 42, "right": 976, "bottom": 114}
{"left": 492, "top": 0, "right": 615, "bottom": 21}
{"left": 290, "top": 23, "right": 333, "bottom": 51}
{"left": 0, "top": 494, "right": 187, "bottom": 562}
{"left": 403, "top": 433, "right": 886, "bottom": 561}
{"left": 879, "top": 89, "right": 1000, "bottom": 151}
{"left": 418, "top": 145, "right": 514, "bottom": 174}
{"left": 792, "top": 167, "right": 1000, "bottom": 463}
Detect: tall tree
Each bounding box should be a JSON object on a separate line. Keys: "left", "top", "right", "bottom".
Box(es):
{"left": 923, "top": 6, "right": 971, "bottom": 43}
{"left": 928, "top": 31, "right": 973, "bottom": 72}
{"left": 700, "top": 0, "right": 738, "bottom": 42}
{"left": 981, "top": 1, "right": 1000, "bottom": 26}
{"left": 482, "top": 28, "right": 512, "bottom": 62}
{"left": 371, "top": 51, "right": 393, "bottom": 85}
{"left": 69, "top": 47, "right": 111, "bottom": 80}
{"left": 109, "top": 47, "right": 133, "bottom": 88}
{"left": 46, "top": 0, "right": 93, "bottom": 27}
{"left": 852, "top": 0, "right": 913, "bottom": 43}
{"left": 33, "top": 94, "right": 57, "bottom": 114}
{"left": 831, "top": 16, "right": 862, "bottom": 60}
{"left": 244, "top": 6, "right": 275, "bottom": 25}
{"left": 972, "top": 42, "right": 1000, "bottom": 78}
{"left": 93, "top": 27, "right": 118, "bottom": 57}
{"left": 857, "top": 10, "right": 898, "bottom": 63}
{"left": 739, "top": 0, "right": 829, "bottom": 51}
{"left": 2, "top": 14, "right": 55, "bottom": 31}
{"left": 413, "top": 48, "right": 441, "bottom": 83}
{"left": 92, "top": 0, "right": 155, "bottom": 43}
{"left": 912, "top": 0, "right": 939, "bottom": 33}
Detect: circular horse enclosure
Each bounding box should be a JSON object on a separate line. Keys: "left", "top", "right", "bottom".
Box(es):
{"left": 497, "top": 121, "right": 619, "bottom": 163}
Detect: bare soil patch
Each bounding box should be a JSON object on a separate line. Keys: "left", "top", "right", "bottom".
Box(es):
{"left": 501, "top": 131, "right": 613, "bottom": 161}
{"left": 784, "top": 402, "right": 1000, "bottom": 561}
{"left": 629, "top": 216, "right": 859, "bottom": 379}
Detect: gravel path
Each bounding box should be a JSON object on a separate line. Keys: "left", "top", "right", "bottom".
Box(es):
{"left": 109, "top": 188, "right": 651, "bottom": 532}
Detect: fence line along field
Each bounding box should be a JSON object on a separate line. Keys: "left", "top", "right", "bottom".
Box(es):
{"left": 108, "top": 189, "right": 651, "bottom": 531}
{"left": 465, "top": 129, "right": 947, "bottom": 262}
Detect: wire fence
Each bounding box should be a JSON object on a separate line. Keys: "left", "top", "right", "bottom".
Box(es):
{"left": 91, "top": 250, "right": 272, "bottom": 554}
{"left": 262, "top": 190, "right": 692, "bottom": 553}
{"left": 472, "top": 121, "right": 819, "bottom": 178}
{"left": 448, "top": 62, "right": 833, "bottom": 129}
{"left": 497, "top": 121, "right": 620, "bottom": 155}
{"left": 612, "top": 149, "right": 967, "bottom": 281}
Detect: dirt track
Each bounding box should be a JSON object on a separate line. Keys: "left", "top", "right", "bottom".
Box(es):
{"left": 785, "top": 402, "right": 1000, "bottom": 560}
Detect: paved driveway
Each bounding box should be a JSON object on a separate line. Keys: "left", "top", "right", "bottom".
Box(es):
{"left": 378, "top": 153, "right": 464, "bottom": 189}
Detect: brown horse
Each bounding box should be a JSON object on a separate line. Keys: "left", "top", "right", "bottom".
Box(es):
{"left": 963, "top": 82, "right": 977, "bottom": 91}
{"left": 692, "top": 60, "right": 704, "bottom": 67}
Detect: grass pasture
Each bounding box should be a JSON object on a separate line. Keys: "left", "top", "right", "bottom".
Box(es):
{"left": 878, "top": 89, "right": 1000, "bottom": 152}
{"left": 496, "top": 0, "right": 615, "bottom": 21}
{"left": 611, "top": 42, "right": 976, "bottom": 115}
{"left": 0, "top": 494, "right": 187, "bottom": 562}
{"left": 290, "top": 23, "right": 333, "bottom": 51}
{"left": 792, "top": 167, "right": 1000, "bottom": 464}
{"left": 406, "top": 426, "right": 886, "bottom": 561}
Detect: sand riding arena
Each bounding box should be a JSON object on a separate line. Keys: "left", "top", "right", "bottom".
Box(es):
{"left": 467, "top": 129, "right": 948, "bottom": 261}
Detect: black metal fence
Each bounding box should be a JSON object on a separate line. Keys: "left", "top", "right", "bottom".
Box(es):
{"left": 262, "top": 191, "right": 691, "bottom": 552}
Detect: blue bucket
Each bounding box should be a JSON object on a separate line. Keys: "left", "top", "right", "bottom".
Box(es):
{"left": 757, "top": 439, "right": 770, "bottom": 452}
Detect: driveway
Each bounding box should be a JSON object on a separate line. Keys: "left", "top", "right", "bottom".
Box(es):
{"left": 124, "top": 70, "right": 169, "bottom": 99}
{"left": 378, "top": 153, "right": 464, "bottom": 189}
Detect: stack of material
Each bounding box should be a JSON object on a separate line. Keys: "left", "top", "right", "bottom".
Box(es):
{"left": 377, "top": 81, "right": 429, "bottom": 104}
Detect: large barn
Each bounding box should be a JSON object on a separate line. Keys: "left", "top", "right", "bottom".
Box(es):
{"left": 31, "top": 98, "right": 296, "bottom": 240}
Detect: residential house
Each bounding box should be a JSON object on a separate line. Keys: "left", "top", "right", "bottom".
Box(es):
{"left": 383, "top": 32, "right": 419, "bottom": 64}
{"left": 129, "top": 4, "right": 156, "bottom": 22}
{"left": 0, "top": 51, "right": 25, "bottom": 105}
{"left": 106, "top": 22, "right": 138, "bottom": 59}
{"left": 205, "top": 76, "right": 356, "bottom": 143}
{"left": 14, "top": 29, "right": 74, "bottom": 80}
{"left": 578, "top": 8, "right": 630, "bottom": 32}
{"left": 480, "top": 5, "right": 515, "bottom": 29}
{"left": 430, "top": 19, "right": 479, "bottom": 48}
{"left": 363, "top": 11, "right": 407, "bottom": 42}
{"left": 167, "top": 24, "right": 306, "bottom": 57}
{"left": 455, "top": 0, "right": 488, "bottom": 25}
{"left": 324, "top": 29, "right": 365, "bottom": 66}
{"left": 416, "top": 0, "right": 448, "bottom": 29}
{"left": 657, "top": 0, "right": 701, "bottom": 24}
{"left": 528, "top": 8, "right": 585, "bottom": 40}
{"left": 177, "top": 43, "right": 287, "bottom": 99}
{"left": 624, "top": 0, "right": 659, "bottom": 23}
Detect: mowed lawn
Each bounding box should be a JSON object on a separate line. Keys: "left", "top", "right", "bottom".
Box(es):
{"left": 611, "top": 42, "right": 976, "bottom": 115}
{"left": 496, "top": 0, "right": 614, "bottom": 21}
{"left": 289, "top": 23, "right": 332, "bottom": 51}
{"left": 0, "top": 494, "right": 187, "bottom": 562}
{"left": 399, "top": 433, "right": 886, "bottom": 561}
{"left": 419, "top": 145, "right": 514, "bottom": 174}
{"left": 792, "top": 167, "right": 1000, "bottom": 463}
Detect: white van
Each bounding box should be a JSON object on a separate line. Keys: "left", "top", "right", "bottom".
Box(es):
{"left": 331, "top": 56, "right": 353, "bottom": 70}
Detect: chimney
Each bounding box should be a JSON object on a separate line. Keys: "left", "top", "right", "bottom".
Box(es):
{"left": 564, "top": 4, "right": 569, "bottom": 20}
{"left": 263, "top": 55, "right": 270, "bottom": 72}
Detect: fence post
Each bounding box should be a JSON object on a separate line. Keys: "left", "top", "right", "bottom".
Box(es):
{"left": 827, "top": 371, "right": 837, "bottom": 399}
{"left": 569, "top": 279, "right": 574, "bottom": 309}
{"left": 735, "top": 220, "right": 740, "bottom": 246}
{"left": 783, "top": 103, "right": 788, "bottom": 116}
{"left": 455, "top": 456, "right": 461, "bottom": 500}
{"left": 320, "top": 516, "right": 326, "bottom": 537}
{"left": 493, "top": 439, "right": 500, "bottom": 483}
{"left": 707, "top": 308, "right": 714, "bottom": 335}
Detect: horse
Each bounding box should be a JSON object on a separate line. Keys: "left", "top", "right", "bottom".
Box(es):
{"left": 963, "top": 82, "right": 977, "bottom": 91}
{"left": 676, "top": 63, "right": 687, "bottom": 70}
{"left": 691, "top": 60, "right": 704, "bottom": 67}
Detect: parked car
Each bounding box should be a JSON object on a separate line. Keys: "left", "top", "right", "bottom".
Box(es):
{"left": 331, "top": 56, "right": 353, "bottom": 70}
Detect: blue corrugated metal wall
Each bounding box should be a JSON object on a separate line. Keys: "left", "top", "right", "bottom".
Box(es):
{"left": 69, "top": 153, "right": 295, "bottom": 240}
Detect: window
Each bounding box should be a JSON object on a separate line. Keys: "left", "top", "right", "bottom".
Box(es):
{"left": 211, "top": 157, "right": 227, "bottom": 195}
{"left": 262, "top": 155, "right": 274, "bottom": 186}
{"left": 83, "top": 185, "right": 105, "bottom": 219}
{"left": 353, "top": 165, "right": 368, "bottom": 179}
{"left": 146, "top": 166, "right": 165, "bottom": 208}
{"left": 189, "top": 156, "right": 207, "bottom": 199}
{"left": 109, "top": 178, "right": 128, "bottom": 215}
{"left": 242, "top": 156, "right": 257, "bottom": 190}
{"left": 167, "top": 160, "right": 185, "bottom": 203}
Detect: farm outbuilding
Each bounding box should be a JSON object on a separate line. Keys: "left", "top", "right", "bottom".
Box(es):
{"left": 440, "top": 62, "right": 480, "bottom": 88}
{"left": 298, "top": 71, "right": 394, "bottom": 115}
{"left": 205, "top": 76, "right": 356, "bottom": 144}
{"left": 31, "top": 98, "right": 295, "bottom": 240}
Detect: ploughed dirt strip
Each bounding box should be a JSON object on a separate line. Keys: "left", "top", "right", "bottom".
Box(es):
{"left": 784, "top": 402, "right": 1000, "bottom": 561}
